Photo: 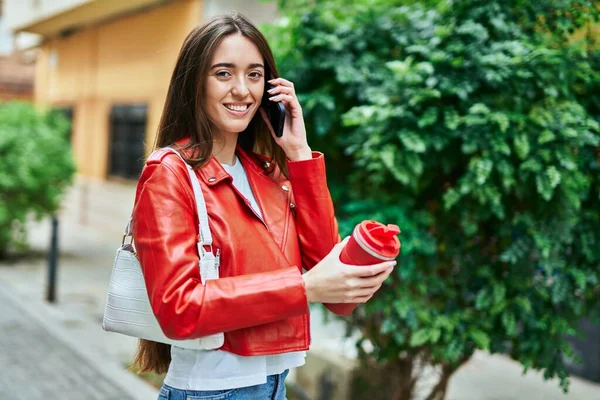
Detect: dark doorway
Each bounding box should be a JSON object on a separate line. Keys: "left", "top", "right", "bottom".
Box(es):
{"left": 108, "top": 104, "right": 147, "bottom": 180}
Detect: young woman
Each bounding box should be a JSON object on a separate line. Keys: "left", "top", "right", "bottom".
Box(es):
{"left": 132, "top": 12, "right": 396, "bottom": 400}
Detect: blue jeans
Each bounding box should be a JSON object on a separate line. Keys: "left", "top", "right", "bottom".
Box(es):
{"left": 157, "top": 370, "right": 289, "bottom": 400}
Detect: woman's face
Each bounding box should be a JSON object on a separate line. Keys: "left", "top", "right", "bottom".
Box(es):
{"left": 205, "top": 34, "right": 265, "bottom": 138}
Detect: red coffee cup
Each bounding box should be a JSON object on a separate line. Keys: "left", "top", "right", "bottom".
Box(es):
{"left": 325, "top": 220, "right": 401, "bottom": 316}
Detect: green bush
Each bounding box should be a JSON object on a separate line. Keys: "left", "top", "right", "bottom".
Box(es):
{"left": 266, "top": 0, "right": 600, "bottom": 397}
{"left": 0, "top": 102, "right": 76, "bottom": 257}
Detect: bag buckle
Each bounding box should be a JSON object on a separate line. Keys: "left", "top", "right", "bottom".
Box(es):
{"left": 197, "top": 234, "right": 213, "bottom": 257}
{"left": 122, "top": 234, "right": 133, "bottom": 246}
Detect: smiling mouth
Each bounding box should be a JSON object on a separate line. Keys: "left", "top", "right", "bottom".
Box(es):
{"left": 223, "top": 104, "right": 252, "bottom": 112}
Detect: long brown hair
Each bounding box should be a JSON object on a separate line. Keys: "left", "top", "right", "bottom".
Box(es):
{"left": 133, "top": 12, "right": 286, "bottom": 375}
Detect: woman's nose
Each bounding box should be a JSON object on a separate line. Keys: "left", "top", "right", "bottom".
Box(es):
{"left": 231, "top": 78, "right": 250, "bottom": 97}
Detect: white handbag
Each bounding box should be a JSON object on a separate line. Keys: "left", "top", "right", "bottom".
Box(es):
{"left": 102, "top": 147, "right": 224, "bottom": 350}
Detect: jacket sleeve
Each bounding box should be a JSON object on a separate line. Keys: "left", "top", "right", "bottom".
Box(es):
{"left": 287, "top": 152, "right": 341, "bottom": 271}
{"left": 287, "top": 152, "right": 358, "bottom": 316}
{"left": 132, "top": 158, "right": 309, "bottom": 340}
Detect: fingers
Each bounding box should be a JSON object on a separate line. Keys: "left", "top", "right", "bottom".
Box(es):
{"left": 266, "top": 79, "right": 306, "bottom": 123}
{"left": 268, "top": 93, "right": 297, "bottom": 107}
{"left": 349, "top": 290, "right": 378, "bottom": 303}
{"left": 268, "top": 93, "right": 303, "bottom": 119}
{"left": 353, "top": 270, "right": 391, "bottom": 289}
{"left": 347, "top": 276, "right": 389, "bottom": 303}
{"left": 268, "top": 77, "right": 294, "bottom": 89}
{"left": 344, "top": 271, "right": 390, "bottom": 294}
{"left": 349, "top": 261, "right": 396, "bottom": 278}
{"left": 267, "top": 85, "right": 294, "bottom": 96}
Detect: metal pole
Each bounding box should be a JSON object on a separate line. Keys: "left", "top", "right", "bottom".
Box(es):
{"left": 46, "top": 216, "right": 59, "bottom": 303}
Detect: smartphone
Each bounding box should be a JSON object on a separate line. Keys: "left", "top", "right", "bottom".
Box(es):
{"left": 262, "top": 83, "right": 286, "bottom": 138}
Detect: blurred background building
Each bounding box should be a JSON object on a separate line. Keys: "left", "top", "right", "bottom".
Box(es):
{"left": 0, "top": 0, "right": 35, "bottom": 101}
{"left": 4, "top": 0, "right": 277, "bottom": 181}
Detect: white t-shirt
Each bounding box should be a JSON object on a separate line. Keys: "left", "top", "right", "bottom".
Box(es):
{"left": 163, "top": 156, "right": 306, "bottom": 390}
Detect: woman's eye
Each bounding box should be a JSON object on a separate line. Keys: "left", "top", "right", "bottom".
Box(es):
{"left": 249, "top": 71, "right": 263, "bottom": 79}
{"left": 216, "top": 71, "right": 231, "bottom": 78}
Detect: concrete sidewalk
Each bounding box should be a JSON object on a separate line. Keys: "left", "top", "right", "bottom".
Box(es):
{"left": 2, "top": 177, "right": 600, "bottom": 400}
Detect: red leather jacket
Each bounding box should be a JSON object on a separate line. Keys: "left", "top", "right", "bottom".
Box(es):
{"left": 132, "top": 144, "right": 341, "bottom": 356}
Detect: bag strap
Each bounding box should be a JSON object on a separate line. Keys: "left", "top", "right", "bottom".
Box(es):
{"left": 124, "top": 147, "right": 213, "bottom": 257}
{"left": 162, "top": 147, "right": 213, "bottom": 252}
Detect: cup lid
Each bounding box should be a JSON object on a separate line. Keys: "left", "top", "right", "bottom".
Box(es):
{"left": 357, "top": 220, "right": 401, "bottom": 259}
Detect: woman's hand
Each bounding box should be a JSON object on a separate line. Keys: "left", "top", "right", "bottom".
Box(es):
{"left": 302, "top": 238, "right": 396, "bottom": 304}
{"left": 260, "top": 77, "right": 311, "bottom": 161}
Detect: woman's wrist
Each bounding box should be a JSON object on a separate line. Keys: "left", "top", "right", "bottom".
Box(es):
{"left": 302, "top": 273, "right": 315, "bottom": 303}
{"left": 286, "top": 146, "right": 312, "bottom": 162}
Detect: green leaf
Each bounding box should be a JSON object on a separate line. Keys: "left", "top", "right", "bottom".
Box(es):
{"left": 514, "top": 134, "right": 530, "bottom": 160}
{"left": 538, "top": 130, "right": 556, "bottom": 144}
{"left": 399, "top": 131, "right": 427, "bottom": 153}
{"left": 381, "top": 318, "right": 397, "bottom": 334}
{"left": 434, "top": 315, "right": 456, "bottom": 332}
{"left": 469, "top": 329, "right": 491, "bottom": 350}
{"left": 394, "top": 301, "right": 411, "bottom": 318}
{"left": 493, "top": 282, "right": 507, "bottom": 304}
{"left": 475, "top": 288, "right": 491, "bottom": 310}
{"left": 562, "top": 128, "right": 579, "bottom": 138}
{"left": 502, "top": 312, "right": 517, "bottom": 336}
{"left": 536, "top": 171, "right": 559, "bottom": 201}
{"left": 491, "top": 112, "right": 510, "bottom": 133}
{"left": 443, "top": 188, "right": 461, "bottom": 209}
{"left": 416, "top": 62, "right": 434, "bottom": 75}
{"left": 474, "top": 159, "right": 494, "bottom": 185}
{"left": 430, "top": 328, "right": 442, "bottom": 343}
{"left": 393, "top": 331, "right": 407, "bottom": 345}
{"left": 386, "top": 58, "right": 413, "bottom": 77}
{"left": 380, "top": 146, "right": 395, "bottom": 169}
{"left": 444, "top": 109, "right": 460, "bottom": 131}
{"left": 551, "top": 279, "right": 569, "bottom": 304}
{"left": 469, "top": 103, "right": 491, "bottom": 115}
{"left": 570, "top": 269, "right": 587, "bottom": 290}
{"left": 418, "top": 107, "right": 439, "bottom": 128}
{"left": 409, "top": 329, "right": 430, "bottom": 347}
{"left": 546, "top": 166, "right": 561, "bottom": 189}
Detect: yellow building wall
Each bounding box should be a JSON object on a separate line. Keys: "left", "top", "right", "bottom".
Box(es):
{"left": 35, "top": 0, "right": 202, "bottom": 179}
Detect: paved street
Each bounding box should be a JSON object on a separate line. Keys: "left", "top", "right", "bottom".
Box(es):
{"left": 0, "top": 282, "right": 157, "bottom": 400}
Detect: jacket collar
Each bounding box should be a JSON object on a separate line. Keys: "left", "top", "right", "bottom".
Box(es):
{"left": 173, "top": 138, "right": 288, "bottom": 247}
{"left": 173, "top": 138, "right": 268, "bottom": 186}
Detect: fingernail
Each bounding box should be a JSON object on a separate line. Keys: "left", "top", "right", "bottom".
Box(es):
{"left": 392, "top": 261, "right": 397, "bottom": 267}
{"left": 268, "top": 79, "right": 275, "bottom": 82}
{"left": 267, "top": 88, "right": 275, "bottom": 93}
{"left": 269, "top": 96, "right": 277, "bottom": 101}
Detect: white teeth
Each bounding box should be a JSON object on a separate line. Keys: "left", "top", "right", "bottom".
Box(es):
{"left": 225, "top": 104, "right": 249, "bottom": 112}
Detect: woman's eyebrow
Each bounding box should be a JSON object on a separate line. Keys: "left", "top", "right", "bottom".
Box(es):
{"left": 210, "top": 62, "right": 265, "bottom": 69}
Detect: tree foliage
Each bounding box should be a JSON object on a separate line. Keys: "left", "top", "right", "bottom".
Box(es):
{"left": 265, "top": 0, "right": 600, "bottom": 394}
{"left": 0, "top": 102, "right": 76, "bottom": 257}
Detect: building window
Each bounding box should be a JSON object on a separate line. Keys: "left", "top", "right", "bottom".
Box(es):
{"left": 108, "top": 104, "right": 147, "bottom": 180}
